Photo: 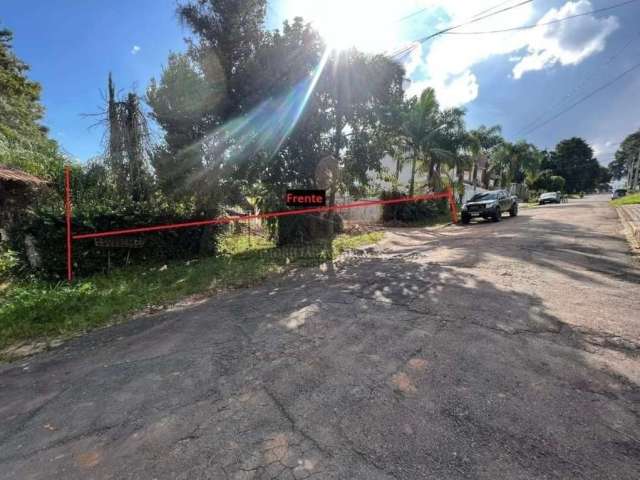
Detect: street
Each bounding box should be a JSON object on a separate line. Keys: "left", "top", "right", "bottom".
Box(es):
{"left": 1, "top": 195, "right": 639, "bottom": 479}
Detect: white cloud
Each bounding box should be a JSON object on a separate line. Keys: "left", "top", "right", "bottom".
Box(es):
{"left": 400, "top": 0, "right": 618, "bottom": 106}
{"left": 403, "top": 42, "right": 424, "bottom": 77}
{"left": 513, "top": 0, "right": 618, "bottom": 78}
{"left": 131, "top": 45, "right": 141, "bottom": 55}
{"left": 406, "top": 71, "right": 479, "bottom": 108}
{"left": 282, "top": 0, "right": 619, "bottom": 107}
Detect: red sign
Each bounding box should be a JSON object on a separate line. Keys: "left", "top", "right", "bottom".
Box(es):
{"left": 285, "top": 190, "right": 326, "bottom": 207}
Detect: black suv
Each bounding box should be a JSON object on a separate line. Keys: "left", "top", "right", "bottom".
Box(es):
{"left": 461, "top": 190, "right": 518, "bottom": 224}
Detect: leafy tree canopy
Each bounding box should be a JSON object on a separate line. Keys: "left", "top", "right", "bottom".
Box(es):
{"left": 608, "top": 156, "right": 627, "bottom": 180}
{"left": 553, "top": 137, "right": 600, "bottom": 193}
{"left": 0, "top": 28, "right": 62, "bottom": 179}
{"left": 490, "top": 140, "right": 541, "bottom": 188}
{"left": 613, "top": 129, "right": 640, "bottom": 184}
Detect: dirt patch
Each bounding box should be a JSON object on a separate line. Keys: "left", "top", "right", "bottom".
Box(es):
{"left": 391, "top": 372, "right": 417, "bottom": 394}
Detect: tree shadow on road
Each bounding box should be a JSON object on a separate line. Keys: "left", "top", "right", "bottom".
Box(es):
{"left": 226, "top": 255, "right": 640, "bottom": 479}
{"left": 1, "top": 222, "right": 640, "bottom": 479}
{"left": 388, "top": 214, "right": 640, "bottom": 287}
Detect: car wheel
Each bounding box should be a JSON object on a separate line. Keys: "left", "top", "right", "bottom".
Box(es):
{"left": 493, "top": 207, "right": 501, "bottom": 222}
{"left": 461, "top": 215, "right": 471, "bottom": 224}
{"left": 510, "top": 203, "right": 518, "bottom": 217}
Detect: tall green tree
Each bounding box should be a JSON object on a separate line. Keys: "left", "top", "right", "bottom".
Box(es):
{"left": 553, "top": 137, "right": 600, "bottom": 193}
{"left": 147, "top": 53, "right": 223, "bottom": 203}
{"left": 489, "top": 141, "right": 541, "bottom": 188}
{"left": 608, "top": 156, "right": 627, "bottom": 181}
{"left": 238, "top": 18, "right": 330, "bottom": 212}
{"left": 324, "top": 49, "right": 406, "bottom": 195}
{"left": 0, "top": 28, "right": 61, "bottom": 178}
{"left": 597, "top": 164, "right": 612, "bottom": 190}
{"left": 403, "top": 87, "right": 464, "bottom": 195}
{"left": 178, "top": 0, "right": 267, "bottom": 120}
{"left": 614, "top": 130, "right": 640, "bottom": 189}
{"left": 429, "top": 106, "right": 467, "bottom": 191}
{"left": 466, "top": 125, "right": 503, "bottom": 188}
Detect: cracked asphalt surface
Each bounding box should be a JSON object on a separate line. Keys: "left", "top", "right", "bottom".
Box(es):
{"left": 1, "top": 194, "right": 639, "bottom": 479}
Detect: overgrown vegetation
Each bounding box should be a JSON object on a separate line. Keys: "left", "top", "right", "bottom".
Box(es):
{"left": 0, "top": 29, "right": 64, "bottom": 179}
{"left": 611, "top": 193, "right": 640, "bottom": 206}
{"left": 0, "top": 231, "right": 382, "bottom": 350}
{"left": 0, "top": 1, "right": 622, "bottom": 351}
{"left": 380, "top": 190, "right": 450, "bottom": 224}
{"left": 10, "top": 202, "right": 221, "bottom": 278}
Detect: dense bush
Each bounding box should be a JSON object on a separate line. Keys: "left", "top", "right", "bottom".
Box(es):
{"left": 380, "top": 190, "right": 449, "bottom": 223}
{"left": 0, "top": 246, "right": 17, "bottom": 279}
{"left": 9, "top": 202, "right": 220, "bottom": 279}
{"left": 276, "top": 212, "right": 343, "bottom": 246}
{"left": 532, "top": 173, "right": 566, "bottom": 193}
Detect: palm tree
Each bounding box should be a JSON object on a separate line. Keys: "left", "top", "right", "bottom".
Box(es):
{"left": 489, "top": 141, "right": 541, "bottom": 189}
{"left": 401, "top": 88, "right": 464, "bottom": 195}
{"left": 402, "top": 88, "right": 439, "bottom": 196}
{"left": 466, "top": 125, "right": 503, "bottom": 189}
{"left": 429, "top": 106, "right": 467, "bottom": 192}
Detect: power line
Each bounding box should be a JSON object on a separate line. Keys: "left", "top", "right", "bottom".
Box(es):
{"left": 444, "top": 0, "right": 640, "bottom": 35}
{"left": 471, "top": 0, "right": 525, "bottom": 19}
{"left": 396, "top": 7, "right": 431, "bottom": 23}
{"left": 521, "top": 60, "right": 640, "bottom": 136}
{"left": 415, "top": 0, "right": 534, "bottom": 44}
{"left": 516, "top": 30, "right": 640, "bottom": 135}
{"left": 395, "top": 0, "right": 518, "bottom": 24}
{"left": 390, "top": 0, "right": 533, "bottom": 58}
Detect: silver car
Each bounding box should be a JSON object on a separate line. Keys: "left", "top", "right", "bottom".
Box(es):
{"left": 539, "top": 192, "right": 561, "bottom": 205}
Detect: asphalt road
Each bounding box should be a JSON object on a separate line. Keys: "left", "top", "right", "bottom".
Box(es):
{"left": 1, "top": 195, "right": 639, "bottom": 479}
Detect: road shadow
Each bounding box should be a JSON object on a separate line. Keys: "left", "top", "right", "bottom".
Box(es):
{"left": 388, "top": 213, "right": 640, "bottom": 287}
{"left": 1, "top": 252, "right": 638, "bottom": 479}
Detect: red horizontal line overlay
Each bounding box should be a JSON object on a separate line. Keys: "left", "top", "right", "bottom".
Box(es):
{"left": 72, "top": 192, "right": 452, "bottom": 240}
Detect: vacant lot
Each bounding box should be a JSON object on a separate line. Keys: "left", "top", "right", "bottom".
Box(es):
{"left": 1, "top": 195, "right": 639, "bottom": 479}
{"left": 0, "top": 231, "right": 382, "bottom": 354}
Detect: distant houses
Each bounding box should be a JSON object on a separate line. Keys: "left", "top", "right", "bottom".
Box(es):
{"left": 375, "top": 151, "right": 490, "bottom": 203}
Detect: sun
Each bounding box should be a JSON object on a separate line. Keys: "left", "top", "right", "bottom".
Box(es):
{"left": 285, "top": 0, "right": 400, "bottom": 53}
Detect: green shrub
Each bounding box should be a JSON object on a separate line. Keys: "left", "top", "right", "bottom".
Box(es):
{"left": 532, "top": 173, "right": 566, "bottom": 193}
{"left": 0, "top": 247, "right": 18, "bottom": 279}
{"left": 276, "top": 212, "right": 343, "bottom": 246}
{"left": 380, "top": 190, "right": 449, "bottom": 223}
{"left": 9, "top": 202, "right": 221, "bottom": 279}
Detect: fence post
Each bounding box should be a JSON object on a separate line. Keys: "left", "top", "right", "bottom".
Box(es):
{"left": 65, "top": 165, "right": 73, "bottom": 283}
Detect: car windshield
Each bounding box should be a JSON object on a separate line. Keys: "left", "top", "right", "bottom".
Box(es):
{"left": 541, "top": 192, "right": 557, "bottom": 198}
{"left": 470, "top": 192, "right": 499, "bottom": 202}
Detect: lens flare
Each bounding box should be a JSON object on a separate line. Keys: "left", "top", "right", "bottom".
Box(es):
{"left": 178, "top": 48, "right": 332, "bottom": 189}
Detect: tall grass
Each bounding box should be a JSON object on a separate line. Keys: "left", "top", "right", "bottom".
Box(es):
{"left": 0, "top": 231, "right": 383, "bottom": 350}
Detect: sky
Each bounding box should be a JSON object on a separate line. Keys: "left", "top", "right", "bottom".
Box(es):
{"left": 2, "top": 0, "right": 640, "bottom": 166}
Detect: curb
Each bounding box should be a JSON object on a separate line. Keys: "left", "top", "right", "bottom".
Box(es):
{"left": 617, "top": 205, "right": 640, "bottom": 249}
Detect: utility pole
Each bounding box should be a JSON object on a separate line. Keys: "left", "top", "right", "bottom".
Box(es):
{"left": 633, "top": 152, "right": 640, "bottom": 191}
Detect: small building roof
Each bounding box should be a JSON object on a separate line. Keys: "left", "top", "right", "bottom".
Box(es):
{"left": 0, "top": 166, "right": 47, "bottom": 185}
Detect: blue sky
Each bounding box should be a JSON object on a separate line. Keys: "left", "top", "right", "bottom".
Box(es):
{"left": 2, "top": 0, "right": 640, "bottom": 165}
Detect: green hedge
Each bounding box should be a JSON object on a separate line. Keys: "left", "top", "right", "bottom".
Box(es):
{"left": 380, "top": 190, "right": 449, "bottom": 223}
{"left": 9, "top": 204, "right": 220, "bottom": 279}
{"left": 276, "top": 212, "right": 343, "bottom": 246}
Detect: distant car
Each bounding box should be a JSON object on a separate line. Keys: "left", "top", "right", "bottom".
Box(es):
{"left": 461, "top": 190, "right": 518, "bottom": 224}
{"left": 612, "top": 189, "right": 627, "bottom": 199}
{"left": 539, "top": 192, "right": 561, "bottom": 205}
